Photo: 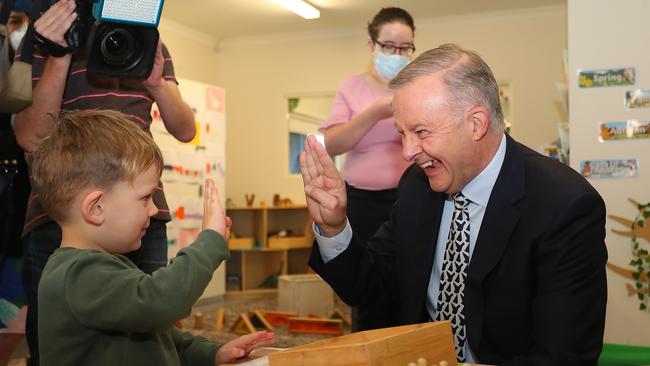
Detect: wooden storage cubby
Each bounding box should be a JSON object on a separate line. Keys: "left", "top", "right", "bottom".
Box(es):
{"left": 225, "top": 206, "right": 314, "bottom": 294}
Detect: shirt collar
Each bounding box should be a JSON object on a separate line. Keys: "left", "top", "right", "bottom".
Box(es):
{"left": 460, "top": 134, "right": 506, "bottom": 208}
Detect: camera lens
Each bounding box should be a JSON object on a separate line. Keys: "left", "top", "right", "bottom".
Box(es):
{"left": 100, "top": 27, "right": 142, "bottom": 67}
{"left": 87, "top": 21, "right": 158, "bottom": 78}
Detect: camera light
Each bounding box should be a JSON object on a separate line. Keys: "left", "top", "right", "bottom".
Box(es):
{"left": 92, "top": 0, "right": 164, "bottom": 27}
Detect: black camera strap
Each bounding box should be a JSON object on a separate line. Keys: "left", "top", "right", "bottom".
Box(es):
{"left": 31, "top": 0, "right": 72, "bottom": 57}
{"left": 33, "top": 30, "right": 71, "bottom": 57}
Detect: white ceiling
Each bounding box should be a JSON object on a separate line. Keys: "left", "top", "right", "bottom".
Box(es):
{"left": 161, "top": 0, "right": 567, "bottom": 42}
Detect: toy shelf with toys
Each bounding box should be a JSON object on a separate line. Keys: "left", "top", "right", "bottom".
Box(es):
{"left": 225, "top": 205, "right": 314, "bottom": 294}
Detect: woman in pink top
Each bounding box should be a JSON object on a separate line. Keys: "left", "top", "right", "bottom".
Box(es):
{"left": 319, "top": 7, "right": 416, "bottom": 332}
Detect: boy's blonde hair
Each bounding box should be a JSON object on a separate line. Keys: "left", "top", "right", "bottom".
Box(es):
{"left": 31, "top": 109, "right": 163, "bottom": 223}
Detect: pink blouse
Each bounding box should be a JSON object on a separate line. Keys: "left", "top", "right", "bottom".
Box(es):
{"left": 320, "top": 74, "right": 410, "bottom": 190}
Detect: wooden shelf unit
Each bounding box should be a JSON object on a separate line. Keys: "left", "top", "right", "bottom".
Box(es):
{"left": 225, "top": 206, "right": 314, "bottom": 294}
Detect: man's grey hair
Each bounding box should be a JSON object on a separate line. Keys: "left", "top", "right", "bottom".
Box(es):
{"left": 389, "top": 43, "right": 504, "bottom": 131}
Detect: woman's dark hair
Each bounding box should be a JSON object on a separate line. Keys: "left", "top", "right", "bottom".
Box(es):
{"left": 367, "top": 7, "right": 415, "bottom": 40}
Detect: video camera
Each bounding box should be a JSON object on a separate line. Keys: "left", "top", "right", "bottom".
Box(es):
{"left": 65, "top": 0, "right": 164, "bottom": 78}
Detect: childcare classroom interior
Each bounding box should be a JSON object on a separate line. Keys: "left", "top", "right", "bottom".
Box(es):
{"left": 1, "top": 0, "right": 649, "bottom": 365}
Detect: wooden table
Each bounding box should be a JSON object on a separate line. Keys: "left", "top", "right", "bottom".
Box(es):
{"left": 222, "top": 348, "right": 489, "bottom": 366}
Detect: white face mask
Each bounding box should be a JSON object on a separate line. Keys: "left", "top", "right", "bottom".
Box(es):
{"left": 10, "top": 22, "right": 28, "bottom": 51}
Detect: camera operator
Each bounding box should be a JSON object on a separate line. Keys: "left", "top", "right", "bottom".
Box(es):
{"left": 12, "top": 1, "right": 196, "bottom": 364}
{"left": 0, "top": 0, "right": 30, "bottom": 336}
{"left": 1, "top": 0, "right": 30, "bottom": 243}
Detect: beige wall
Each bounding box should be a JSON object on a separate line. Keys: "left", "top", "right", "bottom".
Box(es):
{"left": 569, "top": 0, "right": 650, "bottom": 346}
{"left": 210, "top": 6, "right": 567, "bottom": 206}
{"left": 158, "top": 19, "right": 220, "bottom": 87}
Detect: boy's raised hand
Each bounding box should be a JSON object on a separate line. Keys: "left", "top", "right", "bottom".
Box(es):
{"left": 215, "top": 331, "right": 275, "bottom": 364}
{"left": 202, "top": 179, "right": 231, "bottom": 239}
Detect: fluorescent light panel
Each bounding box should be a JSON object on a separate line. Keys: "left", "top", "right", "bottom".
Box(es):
{"left": 271, "top": 0, "right": 320, "bottom": 19}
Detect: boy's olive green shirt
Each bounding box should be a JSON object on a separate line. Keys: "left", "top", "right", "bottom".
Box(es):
{"left": 38, "top": 230, "right": 229, "bottom": 366}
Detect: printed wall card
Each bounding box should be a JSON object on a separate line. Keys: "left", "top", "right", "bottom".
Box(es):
{"left": 580, "top": 159, "right": 639, "bottom": 179}
{"left": 625, "top": 88, "right": 650, "bottom": 108}
{"left": 599, "top": 120, "right": 650, "bottom": 141}
{"left": 578, "top": 67, "right": 635, "bottom": 88}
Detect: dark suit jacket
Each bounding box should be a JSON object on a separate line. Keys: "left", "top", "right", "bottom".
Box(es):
{"left": 310, "top": 134, "right": 608, "bottom": 365}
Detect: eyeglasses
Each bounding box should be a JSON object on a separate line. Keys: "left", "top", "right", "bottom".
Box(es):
{"left": 372, "top": 38, "right": 416, "bottom": 57}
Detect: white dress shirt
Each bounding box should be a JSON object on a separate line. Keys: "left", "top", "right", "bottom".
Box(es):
{"left": 315, "top": 134, "right": 507, "bottom": 363}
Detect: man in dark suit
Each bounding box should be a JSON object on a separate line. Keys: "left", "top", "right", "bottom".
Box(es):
{"left": 300, "top": 44, "right": 607, "bottom": 365}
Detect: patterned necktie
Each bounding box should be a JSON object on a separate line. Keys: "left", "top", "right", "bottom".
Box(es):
{"left": 435, "top": 192, "right": 471, "bottom": 361}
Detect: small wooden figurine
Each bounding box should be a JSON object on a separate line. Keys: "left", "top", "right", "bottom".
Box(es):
{"left": 273, "top": 194, "right": 293, "bottom": 207}
{"left": 245, "top": 193, "right": 255, "bottom": 207}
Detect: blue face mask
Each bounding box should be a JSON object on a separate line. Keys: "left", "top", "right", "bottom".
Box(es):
{"left": 374, "top": 52, "right": 410, "bottom": 81}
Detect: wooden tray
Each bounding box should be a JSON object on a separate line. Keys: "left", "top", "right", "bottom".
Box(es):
{"left": 268, "top": 321, "right": 457, "bottom": 366}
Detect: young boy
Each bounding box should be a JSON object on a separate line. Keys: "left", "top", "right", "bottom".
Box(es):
{"left": 30, "top": 110, "right": 274, "bottom": 365}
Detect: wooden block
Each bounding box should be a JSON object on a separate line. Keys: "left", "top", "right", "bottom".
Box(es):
{"left": 228, "top": 237, "right": 254, "bottom": 250}
{"left": 268, "top": 321, "right": 457, "bottom": 366}
{"left": 215, "top": 308, "right": 225, "bottom": 331}
{"left": 194, "top": 312, "right": 204, "bottom": 330}
{"left": 329, "top": 308, "right": 351, "bottom": 327}
{"left": 278, "top": 274, "right": 334, "bottom": 317}
{"left": 230, "top": 313, "right": 256, "bottom": 335}
{"left": 250, "top": 310, "right": 274, "bottom": 331}
{"left": 257, "top": 310, "right": 298, "bottom": 327}
{"left": 268, "top": 236, "right": 310, "bottom": 249}
{"left": 287, "top": 317, "right": 343, "bottom": 335}
{"left": 307, "top": 313, "right": 323, "bottom": 319}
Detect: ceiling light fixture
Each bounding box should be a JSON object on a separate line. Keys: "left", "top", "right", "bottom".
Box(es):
{"left": 271, "top": 0, "right": 320, "bottom": 19}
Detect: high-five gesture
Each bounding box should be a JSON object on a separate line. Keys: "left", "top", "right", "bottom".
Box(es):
{"left": 202, "top": 178, "right": 231, "bottom": 239}
{"left": 299, "top": 135, "right": 347, "bottom": 237}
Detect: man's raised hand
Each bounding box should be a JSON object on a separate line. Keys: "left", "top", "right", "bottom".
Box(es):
{"left": 299, "top": 135, "right": 347, "bottom": 237}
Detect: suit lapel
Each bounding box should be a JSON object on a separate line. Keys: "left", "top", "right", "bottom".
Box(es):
{"left": 403, "top": 171, "right": 445, "bottom": 323}
{"left": 466, "top": 134, "right": 526, "bottom": 351}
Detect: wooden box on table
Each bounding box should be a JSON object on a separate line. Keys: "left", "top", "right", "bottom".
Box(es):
{"left": 268, "top": 321, "right": 457, "bottom": 366}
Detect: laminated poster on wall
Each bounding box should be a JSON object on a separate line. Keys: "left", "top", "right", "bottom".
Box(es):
{"left": 599, "top": 120, "right": 650, "bottom": 141}
{"left": 204, "top": 153, "right": 226, "bottom": 180}
{"left": 624, "top": 88, "right": 650, "bottom": 109}
{"left": 579, "top": 158, "right": 638, "bottom": 179}
{"left": 150, "top": 78, "right": 226, "bottom": 257}
{"left": 578, "top": 67, "right": 635, "bottom": 88}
